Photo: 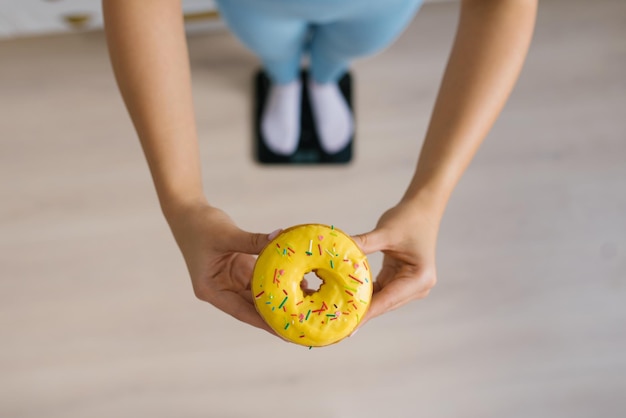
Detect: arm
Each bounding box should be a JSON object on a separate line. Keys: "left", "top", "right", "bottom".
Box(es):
{"left": 103, "top": 0, "right": 274, "bottom": 331}
{"left": 103, "top": 0, "right": 203, "bottom": 212}
{"left": 405, "top": 0, "right": 537, "bottom": 214}
{"left": 355, "top": 0, "right": 538, "bottom": 319}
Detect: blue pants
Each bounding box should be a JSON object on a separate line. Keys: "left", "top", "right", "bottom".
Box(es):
{"left": 215, "top": 0, "right": 423, "bottom": 84}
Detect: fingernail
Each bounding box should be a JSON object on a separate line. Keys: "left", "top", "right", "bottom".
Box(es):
{"left": 349, "top": 328, "right": 359, "bottom": 337}
{"left": 268, "top": 229, "right": 282, "bottom": 241}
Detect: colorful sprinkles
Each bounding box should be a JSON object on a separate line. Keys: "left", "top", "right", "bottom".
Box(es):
{"left": 252, "top": 224, "right": 372, "bottom": 348}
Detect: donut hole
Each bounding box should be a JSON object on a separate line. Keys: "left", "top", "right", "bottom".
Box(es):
{"left": 301, "top": 270, "right": 324, "bottom": 295}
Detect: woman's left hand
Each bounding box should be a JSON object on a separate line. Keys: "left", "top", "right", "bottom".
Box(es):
{"left": 353, "top": 202, "right": 440, "bottom": 324}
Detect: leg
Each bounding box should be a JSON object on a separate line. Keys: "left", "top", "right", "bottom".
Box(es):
{"left": 309, "top": 0, "right": 423, "bottom": 83}
{"left": 215, "top": 0, "right": 309, "bottom": 84}
{"left": 215, "top": 0, "right": 310, "bottom": 155}
{"left": 306, "top": 0, "right": 423, "bottom": 153}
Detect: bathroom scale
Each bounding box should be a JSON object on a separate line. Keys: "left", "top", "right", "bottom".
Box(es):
{"left": 254, "top": 69, "right": 353, "bottom": 164}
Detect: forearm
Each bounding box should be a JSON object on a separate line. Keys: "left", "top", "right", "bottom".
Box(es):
{"left": 403, "top": 0, "right": 537, "bottom": 219}
{"left": 103, "top": 0, "right": 205, "bottom": 216}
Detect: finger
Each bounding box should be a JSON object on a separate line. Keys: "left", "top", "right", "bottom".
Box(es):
{"left": 361, "top": 265, "right": 397, "bottom": 323}
{"left": 372, "top": 264, "right": 396, "bottom": 294}
{"left": 351, "top": 229, "right": 389, "bottom": 255}
{"left": 267, "top": 228, "right": 282, "bottom": 241}
{"left": 222, "top": 253, "right": 256, "bottom": 293}
{"left": 241, "top": 290, "right": 254, "bottom": 305}
{"left": 211, "top": 291, "right": 276, "bottom": 335}
{"left": 232, "top": 228, "right": 282, "bottom": 255}
{"left": 364, "top": 277, "right": 425, "bottom": 322}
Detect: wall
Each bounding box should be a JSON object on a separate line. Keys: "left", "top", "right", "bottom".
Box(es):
{"left": 0, "top": 0, "right": 453, "bottom": 39}
{"left": 0, "top": 0, "right": 217, "bottom": 38}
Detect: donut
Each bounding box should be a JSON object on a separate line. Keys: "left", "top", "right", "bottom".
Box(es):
{"left": 252, "top": 224, "right": 372, "bottom": 347}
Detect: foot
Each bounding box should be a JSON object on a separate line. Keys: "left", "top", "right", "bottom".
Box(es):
{"left": 261, "top": 80, "right": 302, "bottom": 156}
{"left": 308, "top": 80, "right": 354, "bottom": 154}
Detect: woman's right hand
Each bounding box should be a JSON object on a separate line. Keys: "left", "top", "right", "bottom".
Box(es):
{"left": 165, "top": 200, "right": 279, "bottom": 333}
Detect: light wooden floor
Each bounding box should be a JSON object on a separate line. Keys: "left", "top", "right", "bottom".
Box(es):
{"left": 1, "top": 1, "right": 625, "bottom": 417}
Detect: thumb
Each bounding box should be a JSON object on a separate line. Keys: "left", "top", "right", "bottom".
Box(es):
{"left": 233, "top": 228, "right": 282, "bottom": 255}
{"left": 352, "top": 228, "right": 389, "bottom": 255}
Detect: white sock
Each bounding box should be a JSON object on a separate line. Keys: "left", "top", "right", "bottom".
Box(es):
{"left": 308, "top": 80, "right": 354, "bottom": 154}
{"left": 261, "top": 80, "right": 302, "bottom": 156}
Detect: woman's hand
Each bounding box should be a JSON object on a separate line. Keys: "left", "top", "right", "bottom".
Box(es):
{"left": 354, "top": 202, "right": 439, "bottom": 323}
{"left": 165, "top": 200, "right": 279, "bottom": 333}
{"left": 350, "top": 0, "right": 537, "bottom": 327}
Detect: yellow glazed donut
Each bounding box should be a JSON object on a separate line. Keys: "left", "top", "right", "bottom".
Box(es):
{"left": 252, "top": 224, "right": 373, "bottom": 347}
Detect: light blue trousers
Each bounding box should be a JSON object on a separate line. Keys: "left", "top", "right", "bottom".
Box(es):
{"left": 215, "top": 0, "right": 423, "bottom": 84}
